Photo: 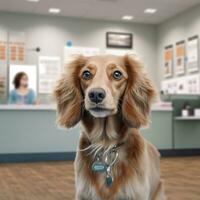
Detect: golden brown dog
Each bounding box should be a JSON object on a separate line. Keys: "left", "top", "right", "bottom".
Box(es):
{"left": 54, "top": 54, "right": 166, "bottom": 200}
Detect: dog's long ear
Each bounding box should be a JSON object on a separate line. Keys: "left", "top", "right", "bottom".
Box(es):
{"left": 122, "top": 55, "right": 156, "bottom": 128}
{"left": 54, "top": 55, "right": 87, "bottom": 128}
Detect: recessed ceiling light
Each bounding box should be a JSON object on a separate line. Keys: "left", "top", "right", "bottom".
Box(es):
{"left": 26, "top": 0, "right": 39, "bottom": 2}
{"left": 49, "top": 8, "right": 61, "bottom": 14}
{"left": 122, "top": 15, "right": 134, "bottom": 21}
{"left": 144, "top": 8, "right": 157, "bottom": 14}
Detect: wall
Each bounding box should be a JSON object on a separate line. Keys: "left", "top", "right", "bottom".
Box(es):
{"left": 157, "top": 5, "right": 200, "bottom": 90}
{"left": 0, "top": 11, "right": 157, "bottom": 104}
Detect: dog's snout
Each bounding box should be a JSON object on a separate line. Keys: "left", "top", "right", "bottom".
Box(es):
{"left": 88, "top": 88, "right": 106, "bottom": 103}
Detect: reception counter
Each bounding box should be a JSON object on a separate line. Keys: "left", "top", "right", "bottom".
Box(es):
{"left": 0, "top": 103, "right": 173, "bottom": 162}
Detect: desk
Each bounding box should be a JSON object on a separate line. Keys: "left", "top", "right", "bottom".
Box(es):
{"left": 0, "top": 104, "right": 173, "bottom": 161}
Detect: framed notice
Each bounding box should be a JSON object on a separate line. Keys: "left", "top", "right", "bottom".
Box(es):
{"left": 187, "top": 35, "right": 199, "bottom": 73}
{"left": 106, "top": 32, "right": 133, "bottom": 49}
{"left": 164, "top": 45, "right": 173, "bottom": 78}
{"left": 175, "top": 40, "right": 185, "bottom": 75}
{"left": 39, "top": 56, "right": 61, "bottom": 94}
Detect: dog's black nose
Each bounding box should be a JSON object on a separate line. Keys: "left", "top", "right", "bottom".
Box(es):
{"left": 88, "top": 88, "right": 106, "bottom": 103}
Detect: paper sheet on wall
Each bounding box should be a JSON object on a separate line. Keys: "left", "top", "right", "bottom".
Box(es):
{"left": 9, "top": 31, "right": 26, "bottom": 65}
{"left": 164, "top": 45, "right": 173, "bottom": 78}
{"left": 175, "top": 41, "right": 185, "bottom": 75}
{"left": 39, "top": 56, "right": 61, "bottom": 94}
{"left": 105, "top": 49, "right": 133, "bottom": 56}
{"left": 161, "top": 74, "right": 200, "bottom": 95}
{"left": 0, "top": 30, "right": 8, "bottom": 98}
{"left": 64, "top": 46, "right": 100, "bottom": 64}
{"left": 187, "top": 36, "right": 199, "bottom": 73}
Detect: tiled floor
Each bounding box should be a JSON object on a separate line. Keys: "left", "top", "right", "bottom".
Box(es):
{"left": 0, "top": 157, "right": 200, "bottom": 200}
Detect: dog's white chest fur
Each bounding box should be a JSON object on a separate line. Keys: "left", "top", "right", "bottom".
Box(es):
{"left": 75, "top": 153, "right": 150, "bottom": 200}
{"left": 75, "top": 174, "right": 150, "bottom": 200}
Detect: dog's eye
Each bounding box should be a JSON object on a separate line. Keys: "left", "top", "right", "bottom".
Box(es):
{"left": 82, "top": 70, "right": 92, "bottom": 80}
{"left": 113, "top": 70, "right": 122, "bottom": 80}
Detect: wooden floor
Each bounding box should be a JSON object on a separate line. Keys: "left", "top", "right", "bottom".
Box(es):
{"left": 0, "top": 157, "right": 200, "bottom": 200}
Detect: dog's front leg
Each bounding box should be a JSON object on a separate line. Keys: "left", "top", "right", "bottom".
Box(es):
{"left": 75, "top": 175, "right": 94, "bottom": 200}
{"left": 75, "top": 192, "right": 94, "bottom": 200}
{"left": 151, "top": 180, "right": 166, "bottom": 200}
{"left": 75, "top": 195, "right": 89, "bottom": 200}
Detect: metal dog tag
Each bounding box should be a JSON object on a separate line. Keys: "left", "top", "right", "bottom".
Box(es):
{"left": 105, "top": 166, "right": 113, "bottom": 186}
{"left": 105, "top": 174, "right": 113, "bottom": 186}
{"left": 92, "top": 162, "right": 107, "bottom": 173}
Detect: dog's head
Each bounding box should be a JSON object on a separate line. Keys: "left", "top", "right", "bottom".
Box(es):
{"left": 54, "top": 54, "right": 156, "bottom": 128}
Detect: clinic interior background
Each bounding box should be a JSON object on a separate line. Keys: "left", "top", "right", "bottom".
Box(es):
{"left": 0, "top": 4, "right": 199, "bottom": 104}
{"left": 0, "top": 3, "right": 200, "bottom": 157}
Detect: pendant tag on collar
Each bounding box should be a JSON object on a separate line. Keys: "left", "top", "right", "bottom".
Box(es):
{"left": 106, "top": 174, "right": 113, "bottom": 186}
{"left": 92, "top": 162, "right": 107, "bottom": 173}
{"left": 105, "top": 166, "right": 113, "bottom": 187}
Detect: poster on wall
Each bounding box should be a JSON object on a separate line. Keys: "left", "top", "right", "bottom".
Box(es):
{"left": 175, "top": 40, "right": 185, "bottom": 75}
{"left": 39, "top": 56, "right": 61, "bottom": 94}
{"left": 187, "top": 35, "right": 199, "bottom": 73}
{"left": 64, "top": 46, "right": 100, "bottom": 64}
{"left": 9, "top": 31, "right": 26, "bottom": 65}
{"left": 9, "top": 65, "right": 37, "bottom": 94}
{"left": 0, "top": 30, "right": 8, "bottom": 98}
{"left": 164, "top": 45, "right": 173, "bottom": 78}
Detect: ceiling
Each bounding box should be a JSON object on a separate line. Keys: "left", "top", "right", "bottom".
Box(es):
{"left": 0, "top": 0, "right": 199, "bottom": 24}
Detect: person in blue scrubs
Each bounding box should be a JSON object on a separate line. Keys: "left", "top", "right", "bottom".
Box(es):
{"left": 9, "top": 72, "right": 36, "bottom": 105}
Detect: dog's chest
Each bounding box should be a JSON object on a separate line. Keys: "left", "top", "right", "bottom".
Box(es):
{"left": 75, "top": 160, "right": 150, "bottom": 200}
{"left": 117, "top": 179, "right": 150, "bottom": 200}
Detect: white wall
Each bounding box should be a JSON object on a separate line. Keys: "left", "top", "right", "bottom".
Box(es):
{"left": 157, "top": 5, "right": 200, "bottom": 90}
{"left": 0, "top": 11, "right": 157, "bottom": 83}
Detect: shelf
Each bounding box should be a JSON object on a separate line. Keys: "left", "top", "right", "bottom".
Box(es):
{"left": 175, "top": 116, "right": 200, "bottom": 120}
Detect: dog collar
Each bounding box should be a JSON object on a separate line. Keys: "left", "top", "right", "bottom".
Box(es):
{"left": 91, "top": 143, "right": 124, "bottom": 187}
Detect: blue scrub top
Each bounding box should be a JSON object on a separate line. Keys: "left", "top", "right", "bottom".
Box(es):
{"left": 8, "top": 89, "right": 36, "bottom": 105}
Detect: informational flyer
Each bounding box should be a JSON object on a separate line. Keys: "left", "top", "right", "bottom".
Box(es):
{"left": 64, "top": 46, "right": 100, "bottom": 64}
{"left": 9, "top": 31, "right": 26, "bottom": 64}
{"left": 161, "top": 74, "right": 200, "bottom": 95}
{"left": 0, "top": 30, "right": 8, "bottom": 98}
{"left": 164, "top": 45, "right": 173, "bottom": 78}
{"left": 187, "top": 36, "right": 199, "bottom": 73}
{"left": 39, "top": 56, "right": 61, "bottom": 94}
{"left": 175, "top": 40, "right": 185, "bottom": 75}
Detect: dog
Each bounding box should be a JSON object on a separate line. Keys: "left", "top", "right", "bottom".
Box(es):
{"left": 54, "top": 54, "right": 166, "bottom": 200}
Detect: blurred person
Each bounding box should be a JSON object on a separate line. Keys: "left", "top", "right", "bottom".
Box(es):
{"left": 8, "top": 72, "right": 36, "bottom": 105}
